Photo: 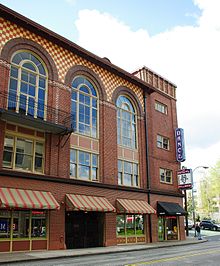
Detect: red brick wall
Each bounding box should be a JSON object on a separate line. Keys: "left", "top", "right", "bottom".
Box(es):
{"left": 101, "top": 103, "right": 117, "bottom": 185}
{"left": 147, "top": 92, "right": 180, "bottom": 192}
{"left": 105, "top": 213, "right": 117, "bottom": 246}
{"left": 0, "top": 176, "right": 156, "bottom": 249}
{"left": 150, "top": 194, "right": 186, "bottom": 242}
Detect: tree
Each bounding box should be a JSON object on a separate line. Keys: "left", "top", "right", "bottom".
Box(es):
{"left": 199, "top": 160, "right": 220, "bottom": 220}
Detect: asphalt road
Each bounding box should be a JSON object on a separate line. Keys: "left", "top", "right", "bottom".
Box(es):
{"left": 4, "top": 232, "right": 220, "bottom": 266}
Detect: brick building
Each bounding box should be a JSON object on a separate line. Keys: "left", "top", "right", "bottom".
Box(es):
{"left": 0, "top": 4, "right": 186, "bottom": 252}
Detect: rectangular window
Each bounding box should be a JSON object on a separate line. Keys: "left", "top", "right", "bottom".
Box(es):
{"left": 155, "top": 101, "right": 168, "bottom": 114}
{"left": 3, "top": 135, "right": 44, "bottom": 173}
{"left": 0, "top": 210, "right": 47, "bottom": 240}
{"left": 157, "top": 135, "right": 170, "bottom": 150}
{"left": 70, "top": 149, "right": 98, "bottom": 181}
{"left": 160, "top": 168, "right": 172, "bottom": 184}
{"left": 118, "top": 160, "right": 139, "bottom": 187}
{"left": 116, "top": 214, "right": 144, "bottom": 237}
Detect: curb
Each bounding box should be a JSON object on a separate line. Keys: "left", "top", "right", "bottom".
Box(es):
{"left": 0, "top": 239, "right": 208, "bottom": 265}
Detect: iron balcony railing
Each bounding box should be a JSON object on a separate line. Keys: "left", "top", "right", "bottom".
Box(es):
{"left": 0, "top": 91, "right": 74, "bottom": 134}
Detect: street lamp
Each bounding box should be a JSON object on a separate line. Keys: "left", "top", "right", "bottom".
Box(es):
{"left": 191, "top": 166, "right": 209, "bottom": 237}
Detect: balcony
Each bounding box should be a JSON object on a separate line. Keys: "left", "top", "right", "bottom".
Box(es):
{"left": 0, "top": 91, "right": 73, "bottom": 134}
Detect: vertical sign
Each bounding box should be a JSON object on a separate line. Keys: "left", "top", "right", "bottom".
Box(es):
{"left": 175, "top": 128, "right": 186, "bottom": 162}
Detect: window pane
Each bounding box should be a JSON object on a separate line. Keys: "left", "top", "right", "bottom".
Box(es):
{"left": 124, "top": 173, "right": 132, "bottom": 186}
{"left": 126, "top": 215, "right": 135, "bottom": 236}
{"left": 31, "top": 211, "right": 46, "bottom": 238}
{"left": 10, "top": 66, "right": 18, "bottom": 78}
{"left": 13, "top": 211, "right": 29, "bottom": 238}
{"left": 79, "top": 85, "right": 89, "bottom": 94}
{"left": 135, "top": 215, "right": 144, "bottom": 235}
{"left": 70, "top": 163, "right": 76, "bottom": 177}
{"left": 92, "top": 154, "right": 97, "bottom": 167}
{"left": 39, "top": 77, "right": 46, "bottom": 88}
{"left": 124, "top": 162, "right": 132, "bottom": 174}
{"left": 118, "top": 160, "right": 122, "bottom": 172}
{"left": 38, "top": 89, "right": 45, "bottom": 100}
{"left": 78, "top": 165, "right": 90, "bottom": 180}
{"left": 29, "top": 73, "right": 36, "bottom": 85}
{"left": 20, "top": 82, "right": 28, "bottom": 94}
{"left": 117, "top": 215, "right": 125, "bottom": 236}
{"left": 15, "top": 154, "right": 33, "bottom": 171}
{"left": 71, "top": 91, "right": 77, "bottom": 101}
{"left": 17, "top": 138, "right": 33, "bottom": 154}
{"left": 118, "top": 172, "right": 122, "bottom": 185}
{"left": 0, "top": 210, "right": 11, "bottom": 238}
{"left": 70, "top": 149, "right": 76, "bottom": 163}
{"left": 21, "top": 71, "right": 28, "bottom": 82}
{"left": 92, "top": 167, "right": 98, "bottom": 180}
{"left": 19, "top": 94, "right": 27, "bottom": 114}
{"left": 9, "top": 78, "right": 18, "bottom": 91}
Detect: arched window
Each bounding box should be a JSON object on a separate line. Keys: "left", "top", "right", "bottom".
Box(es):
{"left": 117, "top": 95, "right": 137, "bottom": 149}
{"left": 71, "top": 76, "right": 98, "bottom": 138}
{"left": 8, "top": 51, "right": 47, "bottom": 119}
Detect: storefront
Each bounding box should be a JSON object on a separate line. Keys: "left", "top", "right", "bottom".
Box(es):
{"left": 0, "top": 187, "right": 59, "bottom": 252}
{"left": 65, "top": 193, "right": 115, "bottom": 249}
{"left": 116, "top": 198, "right": 156, "bottom": 244}
{"left": 157, "top": 201, "right": 186, "bottom": 241}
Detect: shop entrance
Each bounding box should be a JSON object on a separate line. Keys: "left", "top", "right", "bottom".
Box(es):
{"left": 158, "top": 216, "right": 178, "bottom": 241}
{"left": 65, "top": 211, "right": 104, "bottom": 249}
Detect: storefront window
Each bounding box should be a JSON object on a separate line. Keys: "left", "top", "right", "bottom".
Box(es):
{"left": 135, "top": 215, "right": 144, "bottom": 235}
{"left": 13, "top": 211, "right": 29, "bottom": 238}
{"left": 116, "top": 214, "right": 144, "bottom": 236}
{"left": 0, "top": 210, "right": 11, "bottom": 238}
{"left": 116, "top": 215, "right": 125, "bottom": 236}
{"left": 126, "top": 215, "right": 135, "bottom": 235}
{"left": 158, "top": 216, "right": 178, "bottom": 241}
{"left": 31, "top": 211, "right": 46, "bottom": 238}
{"left": 0, "top": 210, "right": 47, "bottom": 239}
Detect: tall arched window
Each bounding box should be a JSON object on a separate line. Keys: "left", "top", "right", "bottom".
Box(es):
{"left": 71, "top": 76, "right": 98, "bottom": 138}
{"left": 8, "top": 51, "right": 47, "bottom": 119}
{"left": 117, "top": 95, "right": 137, "bottom": 149}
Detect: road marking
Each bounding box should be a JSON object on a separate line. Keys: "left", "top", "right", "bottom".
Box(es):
{"left": 125, "top": 248, "right": 220, "bottom": 266}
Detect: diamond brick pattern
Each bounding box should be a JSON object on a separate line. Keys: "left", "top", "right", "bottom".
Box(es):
{"left": 0, "top": 18, "right": 143, "bottom": 107}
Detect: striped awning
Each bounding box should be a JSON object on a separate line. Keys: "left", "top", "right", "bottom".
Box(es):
{"left": 0, "top": 187, "right": 60, "bottom": 210}
{"left": 116, "top": 198, "right": 156, "bottom": 214}
{"left": 66, "top": 194, "right": 115, "bottom": 212}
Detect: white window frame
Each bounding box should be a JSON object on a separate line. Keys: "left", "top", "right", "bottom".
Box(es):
{"left": 157, "top": 134, "right": 170, "bottom": 150}
{"left": 70, "top": 149, "right": 99, "bottom": 181}
{"left": 118, "top": 159, "right": 139, "bottom": 187}
{"left": 160, "top": 168, "right": 172, "bottom": 184}
{"left": 3, "top": 134, "right": 45, "bottom": 173}
{"left": 155, "top": 101, "right": 168, "bottom": 114}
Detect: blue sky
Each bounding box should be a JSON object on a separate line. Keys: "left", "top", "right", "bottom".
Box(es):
{"left": 1, "top": 0, "right": 220, "bottom": 170}
{"left": 0, "top": 0, "right": 201, "bottom": 38}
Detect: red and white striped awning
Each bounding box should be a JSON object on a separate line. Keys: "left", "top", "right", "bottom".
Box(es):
{"left": 0, "top": 187, "right": 60, "bottom": 210}
{"left": 66, "top": 194, "right": 115, "bottom": 212}
{"left": 116, "top": 198, "right": 156, "bottom": 214}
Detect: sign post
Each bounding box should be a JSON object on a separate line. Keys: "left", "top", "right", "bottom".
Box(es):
{"left": 177, "top": 168, "right": 192, "bottom": 237}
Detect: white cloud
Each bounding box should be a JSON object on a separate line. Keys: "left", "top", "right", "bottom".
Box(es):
{"left": 65, "top": 0, "right": 77, "bottom": 6}
{"left": 75, "top": 3, "right": 220, "bottom": 168}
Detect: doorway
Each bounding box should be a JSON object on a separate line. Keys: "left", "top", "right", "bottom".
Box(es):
{"left": 65, "top": 211, "right": 104, "bottom": 249}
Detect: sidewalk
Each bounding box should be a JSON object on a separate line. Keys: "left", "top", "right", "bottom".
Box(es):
{"left": 0, "top": 237, "right": 207, "bottom": 265}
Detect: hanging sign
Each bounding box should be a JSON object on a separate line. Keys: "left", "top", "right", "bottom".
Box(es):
{"left": 175, "top": 128, "right": 186, "bottom": 162}
{"left": 177, "top": 168, "right": 192, "bottom": 189}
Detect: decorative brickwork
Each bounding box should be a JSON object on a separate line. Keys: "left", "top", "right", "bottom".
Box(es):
{"left": 0, "top": 18, "right": 144, "bottom": 107}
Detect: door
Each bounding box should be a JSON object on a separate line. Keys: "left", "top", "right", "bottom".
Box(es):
{"left": 65, "top": 211, "right": 104, "bottom": 249}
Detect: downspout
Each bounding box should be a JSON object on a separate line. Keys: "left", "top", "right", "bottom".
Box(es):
{"left": 144, "top": 91, "right": 152, "bottom": 243}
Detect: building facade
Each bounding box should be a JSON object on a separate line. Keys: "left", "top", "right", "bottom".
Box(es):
{"left": 0, "top": 4, "right": 186, "bottom": 252}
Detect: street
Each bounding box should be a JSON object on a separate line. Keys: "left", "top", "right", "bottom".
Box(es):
{"left": 3, "top": 232, "right": 220, "bottom": 266}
